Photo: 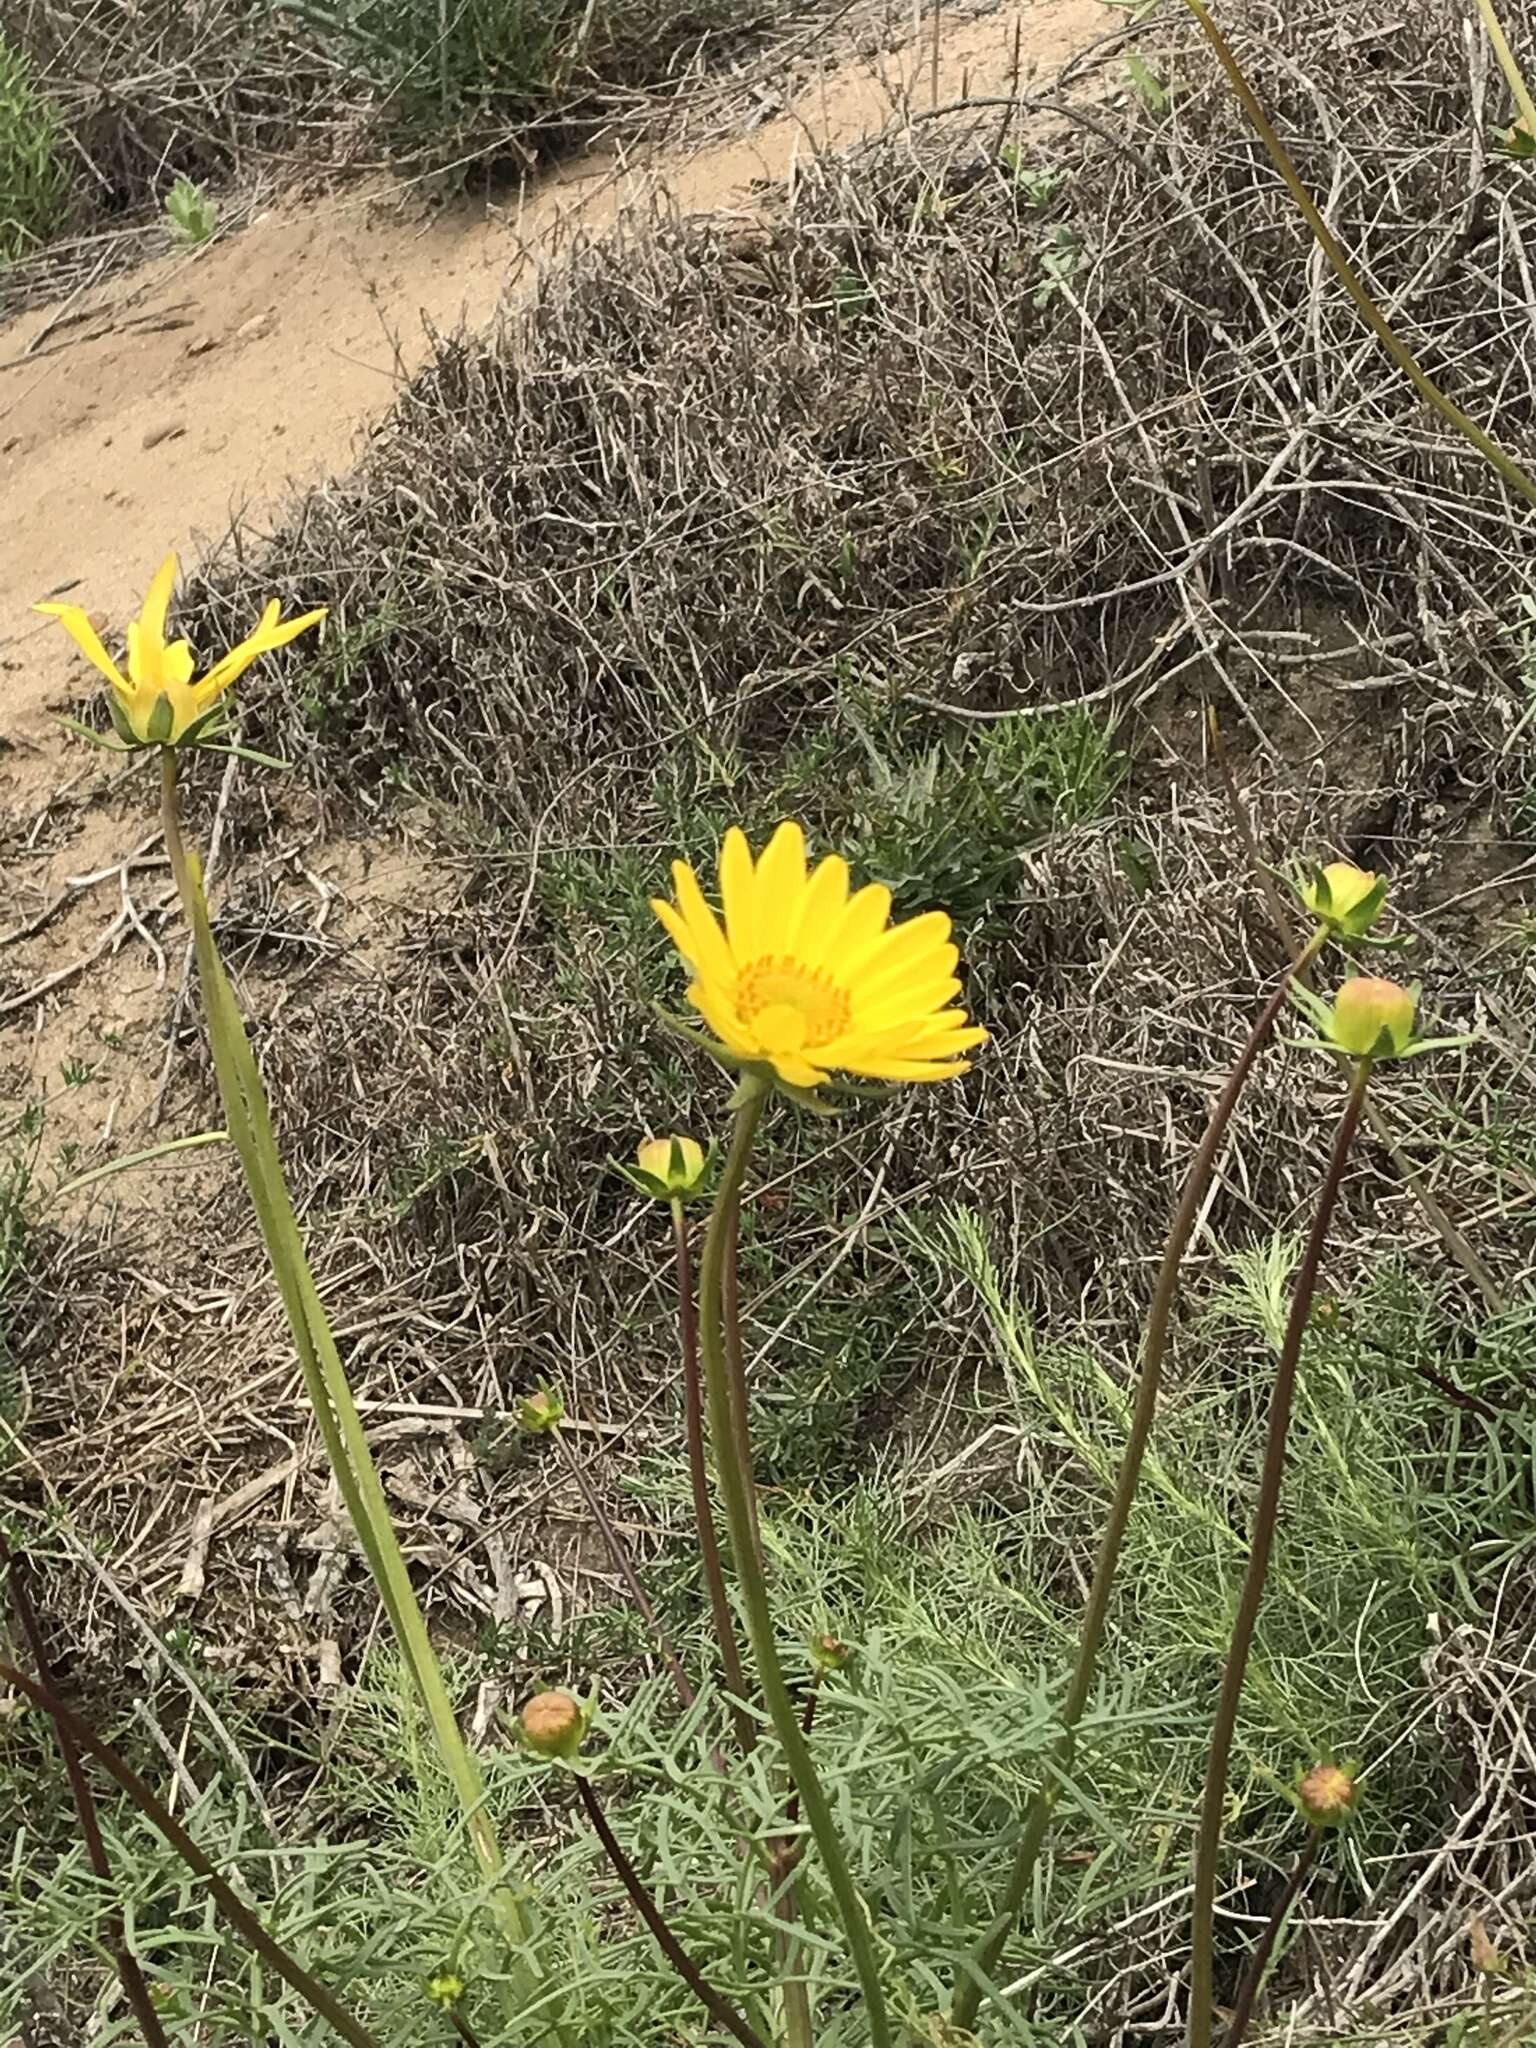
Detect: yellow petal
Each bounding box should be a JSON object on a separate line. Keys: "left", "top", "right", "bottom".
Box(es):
{"left": 719, "top": 827, "right": 758, "bottom": 962}
{"left": 788, "top": 854, "right": 850, "bottom": 963}
{"left": 853, "top": 976, "right": 963, "bottom": 1031}
{"left": 846, "top": 909, "right": 952, "bottom": 982}
{"left": 33, "top": 602, "right": 129, "bottom": 694}
{"left": 842, "top": 1054, "right": 974, "bottom": 1081}
{"left": 752, "top": 821, "right": 807, "bottom": 955}
{"left": 652, "top": 896, "right": 704, "bottom": 968}
{"left": 136, "top": 552, "right": 179, "bottom": 658}
{"left": 671, "top": 861, "right": 737, "bottom": 981}
{"left": 195, "top": 604, "right": 327, "bottom": 701}
{"left": 856, "top": 942, "right": 961, "bottom": 1007}
{"left": 766, "top": 1051, "right": 825, "bottom": 1089}
{"left": 163, "top": 639, "right": 196, "bottom": 686}
{"left": 823, "top": 881, "right": 892, "bottom": 964}
{"left": 687, "top": 978, "right": 754, "bottom": 1059}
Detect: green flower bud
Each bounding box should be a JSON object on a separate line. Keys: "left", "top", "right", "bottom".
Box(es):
{"left": 1331, "top": 976, "right": 1416, "bottom": 1058}
{"left": 1297, "top": 860, "right": 1388, "bottom": 938}
{"left": 618, "top": 1133, "right": 713, "bottom": 1201}
{"left": 809, "top": 1632, "right": 850, "bottom": 1674}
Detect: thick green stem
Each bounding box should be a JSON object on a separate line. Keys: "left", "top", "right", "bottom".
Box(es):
{"left": 0, "top": 1660, "right": 384, "bottom": 2048}
{"left": 951, "top": 929, "right": 1328, "bottom": 2028}
{"left": 1181, "top": 0, "right": 1536, "bottom": 512}
{"left": 158, "top": 753, "right": 536, "bottom": 1992}
{"left": 673, "top": 1201, "right": 756, "bottom": 1754}
{"left": 1477, "top": 0, "right": 1536, "bottom": 136}
{"left": 722, "top": 1202, "right": 765, "bottom": 1562}
{"left": 1187, "top": 1059, "right": 1373, "bottom": 2048}
{"left": 700, "top": 1088, "right": 893, "bottom": 2048}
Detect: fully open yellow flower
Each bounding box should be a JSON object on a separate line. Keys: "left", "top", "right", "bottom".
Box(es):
{"left": 651, "top": 822, "right": 987, "bottom": 1089}
{"left": 35, "top": 552, "right": 326, "bottom": 748}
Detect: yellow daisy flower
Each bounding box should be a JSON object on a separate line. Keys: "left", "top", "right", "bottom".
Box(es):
{"left": 35, "top": 552, "right": 326, "bottom": 748}
{"left": 651, "top": 822, "right": 987, "bottom": 1090}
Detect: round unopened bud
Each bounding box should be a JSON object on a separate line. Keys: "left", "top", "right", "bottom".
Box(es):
{"left": 425, "top": 1971, "right": 466, "bottom": 2010}
{"left": 519, "top": 1689, "right": 586, "bottom": 1760}
{"left": 1331, "top": 976, "right": 1416, "bottom": 1058}
{"left": 1310, "top": 1296, "right": 1343, "bottom": 1330}
{"left": 633, "top": 1134, "right": 710, "bottom": 1199}
{"left": 1295, "top": 1761, "right": 1358, "bottom": 1828}
{"left": 1300, "top": 860, "right": 1380, "bottom": 923}
{"left": 810, "top": 1632, "right": 850, "bottom": 1674}
{"left": 518, "top": 1385, "right": 564, "bottom": 1435}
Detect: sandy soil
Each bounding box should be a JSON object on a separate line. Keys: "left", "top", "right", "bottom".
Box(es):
{"left": 0, "top": 0, "right": 1112, "bottom": 1202}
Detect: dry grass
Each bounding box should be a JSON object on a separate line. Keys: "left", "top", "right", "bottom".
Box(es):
{"left": 7, "top": 0, "right": 1536, "bottom": 2038}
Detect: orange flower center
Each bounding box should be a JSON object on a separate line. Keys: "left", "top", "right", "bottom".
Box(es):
{"left": 735, "top": 955, "right": 851, "bottom": 1053}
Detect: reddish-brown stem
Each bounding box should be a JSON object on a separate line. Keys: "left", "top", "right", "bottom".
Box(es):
{"left": 549, "top": 1425, "right": 694, "bottom": 1712}
{"left": 1223, "top": 1830, "right": 1323, "bottom": 2048}
{"left": 0, "top": 1534, "right": 170, "bottom": 2048}
{"left": 0, "top": 1660, "right": 384, "bottom": 2048}
{"left": 574, "top": 1774, "right": 770, "bottom": 2048}
{"left": 447, "top": 2007, "right": 484, "bottom": 2048}
{"left": 952, "top": 934, "right": 1326, "bottom": 2030}
{"left": 1187, "top": 1059, "right": 1373, "bottom": 2047}
{"left": 673, "top": 1202, "right": 755, "bottom": 1754}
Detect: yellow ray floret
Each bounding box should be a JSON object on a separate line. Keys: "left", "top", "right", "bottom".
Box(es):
{"left": 651, "top": 822, "right": 988, "bottom": 1089}
{"left": 35, "top": 551, "right": 326, "bottom": 748}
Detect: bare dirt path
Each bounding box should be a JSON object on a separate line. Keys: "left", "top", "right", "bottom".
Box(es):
{"left": 1, "top": 0, "right": 1111, "bottom": 1195}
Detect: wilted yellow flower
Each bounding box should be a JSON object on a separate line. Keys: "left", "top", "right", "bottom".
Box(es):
{"left": 424, "top": 1971, "right": 466, "bottom": 2010}
{"left": 1295, "top": 1761, "right": 1358, "bottom": 1828}
{"left": 1297, "top": 860, "right": 1386, "bottom": 938}
{"left": 1331, "top": 976, "right": 1417, "bottom": 1058}
{"left": 650, "top": 823, "right": 987, "bottom": 1090}
{"left": 517, "top": 1385, "right": 564, "bottom": 1435}
{"left": 35, "top": 552, "right": 325, "bottom": 748}
{"left": 519, "top": 1689, "right": 587, "bottom": 1760}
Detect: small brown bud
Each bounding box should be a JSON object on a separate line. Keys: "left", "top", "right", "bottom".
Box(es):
{"left": 519, "top": 1689, "right": 586, "bottom": 1760}
{"left": 1469, "top": 1915, "right": 1508, "bottom": 1977}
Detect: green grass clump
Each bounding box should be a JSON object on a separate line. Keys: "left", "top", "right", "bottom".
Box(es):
{"left": 0, "top": 34, "right": 68, "bottom": 264}
{"left": 303, "top": 0, "right": 744, "bottom": 164}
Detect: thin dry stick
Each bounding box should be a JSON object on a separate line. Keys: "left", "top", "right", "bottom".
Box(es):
{"left": 0, "top": 1534, "right": 170, "bottom": 2048}
{"left": 1187, "top": 1058, "right": 1374, "bottom": 2048}
{"left": 573, "top": 1774, "right": 770, "bottom": 2048}
{"left": 951, "top": 932, "right": 1326, "bottom": 2031}
{"left": 1208, "top": 713, "right": 1506, "bottom": 1314}
{"left": 1223, "top": 1830, "right": 1323, "bottom": 2048}
{"left": 673, "top": 1201, "right": 755, "bottom": 1754}
{"left": 548, "top": 1423, "right": 695, "bottom": 1711}
{"left": 1180, "top": 0, "right": 1536, "bottom": 510}
{"left": 0, "top": 1661, "right": 385, "bottom": 2048}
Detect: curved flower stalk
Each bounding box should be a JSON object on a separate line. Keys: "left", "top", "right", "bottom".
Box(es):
{"left": 950, "top": 866, "right": 1387, "bottom": 2029}
{"left": 36, "top": 558, "right": 545, "bottom": 2025}
{"left": 1186, "top": 980, "right": 1469, "bottom": 2048}
{"left": 652, "top": 822, "right": 990, "bottom": 2048}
